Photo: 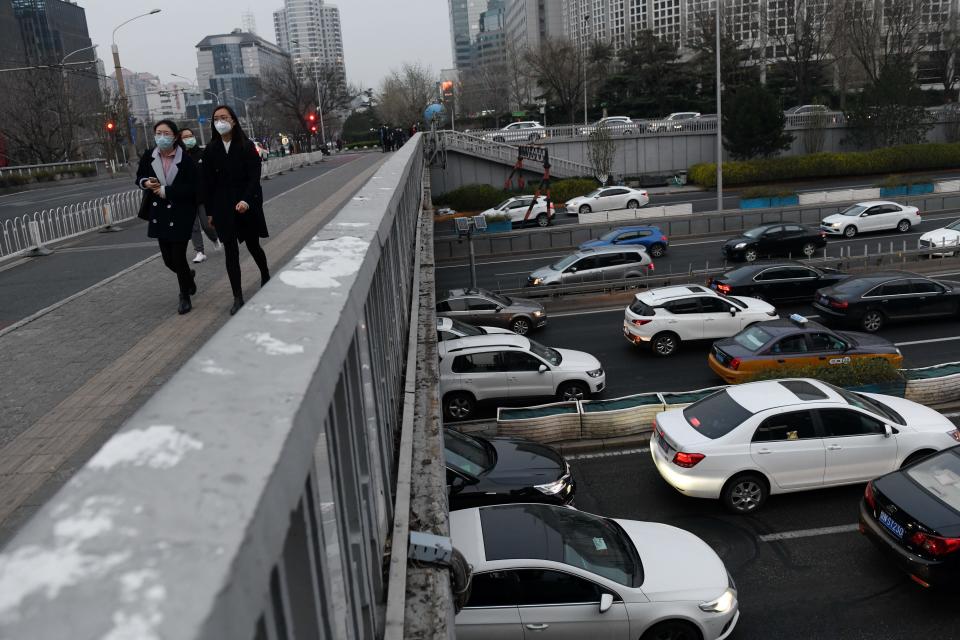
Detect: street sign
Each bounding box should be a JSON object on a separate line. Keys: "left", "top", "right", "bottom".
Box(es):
{"left": 198, "top": 116, "right": 206, "bottom": 123}
{"left": 518, "top": 145, "right": 546, "bottom": 163}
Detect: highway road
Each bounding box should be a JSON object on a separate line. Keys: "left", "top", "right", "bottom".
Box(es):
{"left": 566, "top": 426, "right": 960, "bottom": 640}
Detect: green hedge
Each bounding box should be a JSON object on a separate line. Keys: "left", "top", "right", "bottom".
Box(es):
{"left": 745, "top": 358, "right": 903, "bottom": 388}
{"left": 550, "top": 178, "right": 599, "bottom": 204}
{"left": 0, "top": 174, "right": 29, "bottom": 188}
{"left": 688, "top": 142, "right": 960, "bottom": 187}
{"left": 345, "top": 140, "right": 379, "bottom": 149}
{"left": 740, "top": 185, "right": 797, "bottom": 199}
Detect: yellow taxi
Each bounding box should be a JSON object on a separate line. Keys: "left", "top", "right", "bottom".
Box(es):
{"left": 708, "top": 314, "right": 903, "bottom": 384}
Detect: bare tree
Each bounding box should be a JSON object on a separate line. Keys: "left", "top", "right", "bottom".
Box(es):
{"left": 586, "top": 122, "right": 615, "bottom": 185}
{"left": 764, "top": 0, "right": 836, "bottom": 105}
{"left": 377, "top": 63, "right": 436, "bottom": 127}
{"left": 459, "top": 61, "right": 511, "bottom": 124}
{"left": 524, "top": 38, "right": 583, "bottom": 124}
{"left": 0, "top": 68, "right": 74, "bottom": 164}
{"left": 259, "top": 57, "right": 315, "bottom": 150}
{"left": 843, "top": 0, "right": 930, "bottom": 84}
{"left": 504, "top": 41, "right": 533, "bottom": 110}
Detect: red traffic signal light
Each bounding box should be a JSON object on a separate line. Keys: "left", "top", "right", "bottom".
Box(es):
{"left": 310, "top": 125, "right": 318, "bottom": 133}
{"left": 307, "top": 113, "right": 316, "bottom": 122}
{"left": 106, "top": 121, "right": 115, "bottom": 131}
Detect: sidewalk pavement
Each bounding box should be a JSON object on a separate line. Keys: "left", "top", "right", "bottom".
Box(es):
{"left": 0, "top": 153, "right": 386, "bottom": 544}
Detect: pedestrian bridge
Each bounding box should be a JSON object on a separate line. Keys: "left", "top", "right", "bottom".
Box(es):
{"left": 0, "top": 136, "right": 453, "bottom": 640}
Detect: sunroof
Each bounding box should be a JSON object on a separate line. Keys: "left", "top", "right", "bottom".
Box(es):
{"left": 778, "top": 380, "right": 828, "bottom": 401}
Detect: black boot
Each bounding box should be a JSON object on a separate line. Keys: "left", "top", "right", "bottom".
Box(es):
{"left": 229, "top": 294, "right": 244, "bottom": 316}
{"left": 188, "top": 269, "right": 197, "bottom": 295}
{"left": 178, "top": 294, "right": 192, "bottom": 315}
{"left": 261, "top": 271, "right": 270, "bottom": 287}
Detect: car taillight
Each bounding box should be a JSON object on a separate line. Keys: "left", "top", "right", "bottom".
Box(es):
{"left": 648, "top": 262, "right": 655, "bottom": 272}
{"left": 661, "top": 235, "right": 668, "bottom": 242}
{"left": 717, "top": 283, "right": 732, "bottom": 294}
{"left": 829, "top": 299, "right": 849, "bottom": 309}
{"left": 632, "top": 318, "right": 652, "bottom": 326}
{"left": 909, "top": 531, "right": 960, "bottom": 557}
{"left": 672, "top": 452, "right": 705, "bottom": 468}
{"left": 864, "top": 481, "right": 876, "bottom": 510}
{"left": 729, "top": 357, "right": 741, "bottom": 370}
{"left": 820, "top": 231, "right": 827, "bottom": 238}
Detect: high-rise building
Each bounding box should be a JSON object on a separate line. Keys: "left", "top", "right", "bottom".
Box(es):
{"left": 504, "top": 0, "right": 565, "bottom": 52}
{"left": 475, "top": 0, "right": 507, "bottom": 67}
{"left": 0, "top": 0, "right": 25, "bottom": 66}
{"left": 448, "top": 0, "right": 490, "bottom": 71}
{"left": 273, "top": 0, "right": 346, "bottom": 89}
{"left": 196, "top": 29, "right": 290, "bottom": 105}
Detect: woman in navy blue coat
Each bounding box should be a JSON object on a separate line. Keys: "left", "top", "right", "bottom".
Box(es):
{"left": 136, "top": 119, "right": 199, "bottom": 315}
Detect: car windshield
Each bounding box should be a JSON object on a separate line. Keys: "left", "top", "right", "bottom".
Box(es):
{"left": 494, "top": 198, "right": 513, "bottom": 210}
{"left": 906, "top": 450, "right": 960, "bottom": 513}
{"left": 682, "top": 389, "right": 754, "bottom": 439}
{"left": 444, "top": 429, "right": 495, "bottom": 477}
{"left": 550, "top": 254, "right": 580, "bottom": 271}
{"left": 946, "top": 219, "right": 960, "bottom": 231}
{"left": 733, "top": 325, "right": 774, "bottom": 351}
{"left": 826, "top": 383, "right": 906, "bottom": 425}
{"left": 742, "top": 227, "right": 766, "bottom": 239}
{"left": 479, "top": 504, "right": 643, "bottom": 587}
{"left": 840, "top": 205, "right": 867, "bottom": 217}
{"left": 584, "top": 189, "right": 602, "bottom": 198}
{"left": 599, "top": 230, "right": 620, "bottom": 241}
{"left": 449, "top": 318, "right": 485, "bottom": 337}
{"left": 528, "top": 338, "right": 562, "bottom": 366}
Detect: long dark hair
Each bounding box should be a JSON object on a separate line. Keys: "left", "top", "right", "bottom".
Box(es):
{"left": 154, "top": 119, "right": 183, "bottom": 149}
{"left": 210, "top": 104, "right": 248, "bottom": 145}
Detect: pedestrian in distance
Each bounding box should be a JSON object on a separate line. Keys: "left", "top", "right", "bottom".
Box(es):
{"left": 136, "top": 119, "right": 199, "bottom": 315}
{"left": 201, "top": 104, "right": 270, "bottom": 316}
{"left": 179, "top": 127, "right": 220, "bottom": 263}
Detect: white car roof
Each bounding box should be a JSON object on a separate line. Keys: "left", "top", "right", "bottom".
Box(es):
{"left": 849, "top": 200, "right": 902, "bottom": 208}
{"left": 637, "top": 285, "right": 714, "bottom": 303}
{"left": 438, "top": 333, "right": 530, "bottom": 357}
{"left": 725, "top": 379, "right": 845, "bottom": 414}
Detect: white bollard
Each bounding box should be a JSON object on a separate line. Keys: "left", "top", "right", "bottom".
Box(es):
{"left": 99, "top": 202, "right": 121, "bottom": 233}
{"left": 27, "top": 220, "right": 52, "bottom": 256}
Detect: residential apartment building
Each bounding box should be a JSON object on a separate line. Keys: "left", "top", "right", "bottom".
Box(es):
{"left": 196, "top": 29, "right": 289, "bottom": 105}
{"left": 274, "top": 0, "right": 346, "bottom": 88}
{"left": 504, "top": 0, "right": 565, "bottom": 51}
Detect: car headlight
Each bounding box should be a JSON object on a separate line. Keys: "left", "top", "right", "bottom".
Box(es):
{"left": 831, "top": 222, "right": 841, "bottom": 227}
{"left": 529, "top": 277, "right": 543, "bottom": 286}
{"left": 699, "top": 588, "right": 737, "bottom": 613}
{"left": 534, "top": 474, "right": 569, "bottom": 495}
{"left": 734, "top": 242, "right": 746, "bottom": 250}
{"left": 586, "top": 368, "right": 604, "bottom": 378}
{"left": 533, "top": 310, "right": 544, "bottom": 316}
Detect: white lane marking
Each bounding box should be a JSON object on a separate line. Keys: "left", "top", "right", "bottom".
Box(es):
{"left": 495, "top": 270, "right": 537, "bottom": 276}
{"left": 895, "top": 335, "right": 960, "bottom": 347}
{"left": 567, "top": 447, "right": 649, "bottom": 460}
{"left": 758, "top": 524, "right": 859, "bottom": 542}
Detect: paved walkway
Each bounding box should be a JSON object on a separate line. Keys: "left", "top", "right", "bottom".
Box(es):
{"left": 0, "top": 153, "right": 386, "bottom": 543}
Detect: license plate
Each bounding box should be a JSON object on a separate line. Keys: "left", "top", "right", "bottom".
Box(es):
{"left": 655, "top": 429, "right": 669, "bottom": 454}
{"left": 878, "top": 510, "right": 904, "bottom": 539}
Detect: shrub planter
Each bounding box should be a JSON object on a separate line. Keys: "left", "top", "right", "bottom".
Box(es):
{"left": 481, "top": 220, "right": 512, "bottom": 233}
{"left": 879, "top": 185, "right": 908, "bottom": 197}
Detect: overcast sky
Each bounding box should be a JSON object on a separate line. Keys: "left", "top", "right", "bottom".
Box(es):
{"left": 81, "top": 0, "right": 452, "bottom": 89}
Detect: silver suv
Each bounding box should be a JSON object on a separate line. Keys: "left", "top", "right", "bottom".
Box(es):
{"left": 436, "top": 288, "right": 547, "bottom": 335}
{"left": 527, "top": 245, "right": 652, "bottom": 286}
{"left": 439, "top": 334, "right": 605, "bottom": 420}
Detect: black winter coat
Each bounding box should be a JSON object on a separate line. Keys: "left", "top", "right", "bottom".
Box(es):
{"left": 135, "top": 147, "right": 199, "bottom": 242}
{"left": 201, "top": 137, "right": 267, "bottom": 244}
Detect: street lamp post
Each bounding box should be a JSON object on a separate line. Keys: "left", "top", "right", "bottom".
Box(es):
{"left": 171, "top": 73, "right": 206, "bottom": 145}
{"left": 59, "top": 44, "right": 98, "bottom": 160}
{"left": 716, "top": 0, "right": 724, "bottom": 212}
{"left": 112, "top": 9, "right": 161, "bottom": 165}
{"left": 238, "top": 95, "right": 258, "bottom": 139}
{"left": 582, "top": 14, "right": 590, "bottom": 126}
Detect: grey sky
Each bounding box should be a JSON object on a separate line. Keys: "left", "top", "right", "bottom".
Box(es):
{"left": 81, "top": 0, "right": 452, "bottom": 89}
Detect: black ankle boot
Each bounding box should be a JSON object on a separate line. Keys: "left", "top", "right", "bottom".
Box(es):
{"left": 178, "top": 294, "right": 192, "bottom": 315}
{"left": 261, "top": 272, "right": 270, "bottom": 288}
{"left": 188, "top": 269, "right": 197, "bottom": 295}
{"left": 230, "top": 295, "right": 244, "bottom": 316}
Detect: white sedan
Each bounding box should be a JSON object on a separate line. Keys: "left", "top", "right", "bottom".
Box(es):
{"left": 623, "top": 285, "right": 778, "bottom": 356}
{"left": 920, "top": 217, "right": 960, "bottom": 256}
{"left": 452, "top": 503, "right": 740, "bottom": 640}
{"left": 483, "top": 121, "right": 546, "bottom": 143}
{"left": 820, "top": 200, "right": 921, "bottom": 238}
{"left": 566, "top": 187, "right": 649, "bottom": 214}
{"left": 651, "top": 379, "right": 960, "bottom": 513}
{"left": 479, "top": 195, "right": 552, "bottom": 227}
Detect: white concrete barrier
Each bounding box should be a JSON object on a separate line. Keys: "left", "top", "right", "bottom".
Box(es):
{"left": 851, "top": 188, "right": 881, "bottom": 200}
{"left": 799, "top": 191, "right": 827, "bottom": 205}
{"left": 936, "top": 180, "right": 960, "bottom": 193}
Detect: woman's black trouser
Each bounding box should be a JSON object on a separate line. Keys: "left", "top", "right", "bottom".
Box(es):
{"left": 158, "top": 240, "right": 193, "bottom": 295}
{"left": 222, "top": 234, "right": 269, "bottom": 297}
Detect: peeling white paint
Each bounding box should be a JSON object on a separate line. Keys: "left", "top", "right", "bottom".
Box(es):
{"left": 245, "top": 332, "right": 305, "bottom": 355}
{"left": 352, "top": 195, "right": 369, "bottom": 201}
{"left": 89, "top": 426, "right": 203, "bottom": 471}
{"left": 198, "top": 358, "right": 234, "bottom": 376}
{"left": 334, "top": 222, "right": 369, "bottom": 227}
{"left": 103, "top": 569, "right": 166, "bottom": 640}
{"left": 279, "top": 235, "right": 369, "bottom": 289}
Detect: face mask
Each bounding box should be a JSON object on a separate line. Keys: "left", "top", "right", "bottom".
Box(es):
{"left": 214, "top": 120, "right": 232, "bottom": 134}
{"left": 155, "top": 134, "right": 174, "bottom": 150}
{"left": 182, "top": 137, "right": 197, "bottom": 149}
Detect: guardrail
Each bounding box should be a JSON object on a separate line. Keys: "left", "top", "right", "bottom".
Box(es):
{"left": 441, "top": 130, "right": 593, "bottom": 177}
{"left": 0, "top": 159, "right": 107, "bottom": 178}
{"left": 0, "top": 135, "right": 453, "bottom": 639}
{"left": 0, "top": 151, "right": 328, "bottom": 262}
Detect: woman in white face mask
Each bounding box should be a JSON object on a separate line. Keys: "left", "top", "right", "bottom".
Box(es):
{"left": 136, "top": 119, "right": 200, "bottom": 315}
{"left": 179, "top": 127, "right": 219, "bottom": 263}
{"left": 200, "top": 104, "right": 270, "bottom": 316}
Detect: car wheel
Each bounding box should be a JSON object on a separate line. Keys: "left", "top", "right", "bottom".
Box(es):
{"left": 641, "top": 619, "right": 701, "bottom": 640}
{"left": 721, "top": 473, "right": 768, "bottom": 514}
{"left": 627, "top": 199, "right": 639, "bottom": 209}
{"left": 902, "top": 449, "right": 936, "bottom": 469}
{"left": 444, "top": 392, "right": 475, "bottom": 420}
{"left": 651, "top": 332, "right": 680, "bottom": 357}
{"left": 802, "top": 242, "right": 817, "bottom": 257}
{"left": 844, "top": 225, "right": 857, "bottom": 238}
{"left": 579, "top": 204, "right": 592, "bottom": 214}
{"left": 557, "top": 381, "right": 589, "bottom": 402}
{"left": 861, "top": 309, "right": 884, "bottom": 333}
{"left": 743, "top": 248, "right": 759, "bottom": 262}
{"left": 535, "top": 213, "right": 549, "bottom": 227}
{"left": 623, "top": 129, "right": 634, "bottom": 136}
{"left": 510, "top": 317, "right": 532, "bottom": 335}
{"left": 648, "top": 242, "right": 666, "bottom": 258}
{"left": 897, "top": 219, "right": 911, "bottom": 233}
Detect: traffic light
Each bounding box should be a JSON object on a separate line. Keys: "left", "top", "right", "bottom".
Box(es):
{"left": 105, "top": 121, "right": 115, "bottom": 132}
{"left": 310, "top": 125, "right": 318, "bottom": 133}
{"left": 440, "top": 80, "right": 454, "bottom": 99}
{"left": 307, "top": 113, "right": 316, "bottom": 123}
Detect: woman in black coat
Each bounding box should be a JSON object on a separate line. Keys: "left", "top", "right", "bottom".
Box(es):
{"left": 136, "top": 119, "right": 199, "bottom": 315}
{"left": 201, "top": 104, "right": 270, "bottom": 315}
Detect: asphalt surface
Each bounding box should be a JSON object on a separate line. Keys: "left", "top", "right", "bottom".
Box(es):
{"left": 436, "top": 209, "right": 960, "bottom": 292}
{"left": 0, "top": 175, "right": 142, "bottom": 224}
{"left": 567, "top": 418, "right": 960, "bottom": 640}
{"left": 0, "top": 153, "right": 369, "bottom": 328}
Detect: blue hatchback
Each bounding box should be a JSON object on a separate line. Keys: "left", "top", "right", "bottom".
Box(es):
{"left": 578, "top": 225, "right": 669, "bottom": 258}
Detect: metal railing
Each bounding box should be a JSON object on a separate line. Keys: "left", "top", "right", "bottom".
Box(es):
{"left": 0, "top": 150, "right": 329, "bottom": 262}
{"left": 0, "top": 135, "right": 446, "bottom": 639}
{"left": 441, "top": 130, "right": 592, "bottom": 177}
{"left": 0, "top": 159, "right": 106, "bottom": 178}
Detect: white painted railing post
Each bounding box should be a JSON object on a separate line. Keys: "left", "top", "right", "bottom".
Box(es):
{"left": 26, "top": 220, "right": 52, "bottom": 256}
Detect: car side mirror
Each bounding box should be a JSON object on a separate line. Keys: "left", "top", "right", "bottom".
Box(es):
{"left": 860, "top": 212, "right": 869, "bottom": 217}
{"left": 494, "top": 306, "right": 503, "bottom": 312}
{"left": 729, "top": 307, "right": 737, "bottom": 316}
{"left": 884, "top": 424, "right": 893, "bottom": 438}
{"left": 569, "top": 267, "right": 578, "bottom": 273}
{"left": 538, "top": 364, "right": 548, "bottom": 373}
{"left": 599, "top": 593, "right": 614, "bottom": 614}
{"left": 450, "top": 475, "right": 466, "bottom": 493}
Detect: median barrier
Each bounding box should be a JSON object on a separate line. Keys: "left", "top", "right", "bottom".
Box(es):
{"left": 902, "top": 362, "right": 960, "bottom": 405}
{"left": 936, "top": 180, "right": 960, "bottom": 193}
{"left": 579, "top": 393, "right": 664, "bottom": 439}
{"left": 575, "top": 203, "right": 694, "bottom": 225}
{"left": 496, "top": 401, "right": 582, "bottom": 443}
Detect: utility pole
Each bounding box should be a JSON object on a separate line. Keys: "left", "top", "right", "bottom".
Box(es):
{"left": 715, "top": 0, "right": 724, "bottom": 212}
{"left": 112, "top": 10, "right": 161, "bottom": 166}
{"left": 582, "top": 14, "right": 590, "bottom": 126}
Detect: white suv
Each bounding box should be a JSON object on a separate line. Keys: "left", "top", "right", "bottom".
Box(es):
{"left": 623, "top": 285, "right": 778, "bottom": 356}
{"left": 439, "top": 334, "right": 605, "bottom": 420}
{"left": 479, "top": 195, "right": 553, "bottom": 227}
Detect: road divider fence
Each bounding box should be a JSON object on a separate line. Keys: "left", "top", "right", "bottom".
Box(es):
{"left": 576, "top": 203, "right": 693, "bottom": 223}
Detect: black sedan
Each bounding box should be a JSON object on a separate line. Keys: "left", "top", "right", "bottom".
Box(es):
{"left": 813, "top": 271, "right": 960, "bottom": 332}
{"left": 722, "top": 223, "right": 827, "bottom": 262}
{"left": 708, "top": 261, "right": 847, "bottom": 303}
{"left": 444, "top": 428, "right": 574, "bottom": 510}
{"left": 860, "top": 445, "right": 960, "bottom": 589}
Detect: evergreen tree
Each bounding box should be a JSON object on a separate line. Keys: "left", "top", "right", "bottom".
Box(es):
{"left": 722, "top": 84, "right": 794, "bottom": 160}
